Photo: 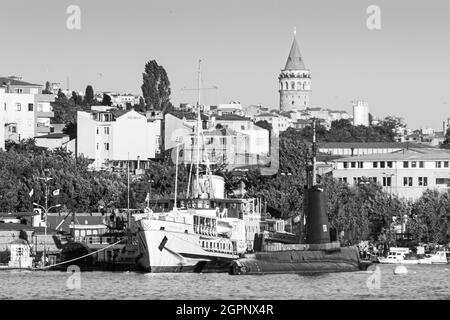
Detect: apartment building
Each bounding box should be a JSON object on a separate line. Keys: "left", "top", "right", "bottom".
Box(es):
{"left": 77, "top": 106, "right": 161, "bottom": 171}
{"left": 0, "top": 76, "right": 55, "bottom": 149}
{"left": 332, "top": 148, "right": 450, "bottom": 200}
{"left": 164, "top": 111, "right": 270, "bottom": 170}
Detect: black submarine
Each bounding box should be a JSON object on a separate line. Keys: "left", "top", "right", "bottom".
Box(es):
{"left": 229, "top": 120, "right": 371, "bottom": 275}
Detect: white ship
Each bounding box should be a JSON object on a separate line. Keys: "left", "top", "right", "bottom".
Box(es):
{"left": 134, "top": 190, "right": 264, "bottom": 272}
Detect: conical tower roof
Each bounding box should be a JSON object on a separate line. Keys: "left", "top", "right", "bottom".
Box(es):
{"left": 284, "top": 37, "right": 306, "bottom": 70}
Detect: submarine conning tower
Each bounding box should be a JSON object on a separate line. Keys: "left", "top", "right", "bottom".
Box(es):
{"left": 304, "top": 187, "right": 331, "bottom": 244}
{"left": 304, "top": 118, "right": 333, "bottom": 246}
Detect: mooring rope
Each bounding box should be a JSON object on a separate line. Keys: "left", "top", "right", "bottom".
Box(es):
{"left": 34, "top": 239, "right": 124, "bottom": 270}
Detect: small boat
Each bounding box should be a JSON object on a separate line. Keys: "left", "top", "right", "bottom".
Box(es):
{"left": 418, "top": 251, "right": 449, "bottom": 264}
{"left": 378, "top": 252, "right": 406, "bottom": 264}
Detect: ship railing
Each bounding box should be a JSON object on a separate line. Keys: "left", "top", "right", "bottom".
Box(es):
{"left": 74, "top": 235, "right": 128, "bottom": 245}
{"left": 201, "top": 239, "right": 233, "bottom": 255}
{"left": 194, "top": 225, "right": 217, "bottom": 237}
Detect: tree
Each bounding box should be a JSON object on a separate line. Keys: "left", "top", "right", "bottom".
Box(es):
{"left": 102, "top": 93, "right": 112, "bottom": 106}
{"left": 440, "top": 128, "right": 450, "bottom": 149}
{"left": 141, "top": 60, "right": 172, "bottom": 112}
{"left": 57, "top": 89, "right": 67, "bottom": 100}
{"left": 84, "top": 85, "right": 94, "bottom": 105}
{"left": 255, "top": 120, "right": 272, "bottom": 132}
{"left": 71, "top": 91, "right": 83, "bottom": 105}
{"left": 43, "top": 81, "right": 52, "bottom": 94}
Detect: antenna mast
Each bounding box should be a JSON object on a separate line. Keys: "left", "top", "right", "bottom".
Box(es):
{"left": 312, "top": 119, "right": 317, "bottom": 187}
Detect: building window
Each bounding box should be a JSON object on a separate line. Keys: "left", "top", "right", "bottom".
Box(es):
{"left": 403, "top": 161, "right": 409, "bottom": 168}
{"left": 358, "top": 162, "right": 363, "bottom": 168}
{"left": 104, "top": 127, "right": 109, "bottom": 134}
{"left": 104, "top": 143, "right": 109, "bottom": 150}
{"left": 38, "top": 104, "right": 43, "bottom": 112}
{"left": 342, "top": 177, "right": 347, "bottom": 183}
{"left": 28, "top": 103, "right": 34, "bottom": 111}
{"left": 419, "top": 161, "right": 424, "bottom": 168}
{"left": 15, "top": 88, "right": 23, "bottom": 94}
{"left": 436, "top": 178, "right": 450, "bottom": 187}
{"left": 16, "top": 103, "right": 21, "bottom": 111}
{"left": 411, "top": 161, "right": 417, "bottom": 168}
{"left": 380, "top": 161, "right": 385, "bottom": 168}
{"left": 387, "top": 161, "right": 393, "bottom": 168}
{"left": 351, "top": 162, "right": 356, "bottom": 168}
{"left": 3, "top": 103, "right": 6, "bottom": 111}
{"left": 291, "top": 82, "right": 295, "bottom": 90}
{"left": 383, "top": 177, "right": 392, "bottom": 187}
{"left": 373, "top": 162, "right": 378, "bottom": 168}
{"left": 96, "top": 127, "right": 99, "bottom": 134}
{"left": 445, "top": 161, "right": 449, "bottom": 168}
{"left": 418, "top": 177, "right": 428, "bottom": 187}
{"left": 343, "top": 162, "right": 348, "bottom": 169}
{"left": 403, "top": 177, "right": 413, "bottom": 187}
{"left": 436, "top": 161, "right": 442, "bottom": 168}
{"left": 96, "top": 143, "right": 99, "bottom": 150}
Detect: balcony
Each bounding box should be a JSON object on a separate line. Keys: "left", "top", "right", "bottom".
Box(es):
{"left": 36, "top": 125, "right": 51, "bottom": 133}
{"left": 35, "top": 94, "right": 55, "bottom": 103}
{"left": 37, "top": 111, "right": 54, "bottom": 118}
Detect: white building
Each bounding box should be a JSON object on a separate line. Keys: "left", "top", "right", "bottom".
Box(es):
{"left": 353, "top": 100, "right": 369, "bottom": 126}
{"left": 164, "top": 112, "right": 270, "bottom": 170}
{"left": 332, "top": 148, "right": 450, "bottom": 200}
{"left": 0, "top": 77, "right": 55, "bottom": 150}
{"left": 77, "top": 106, "right": 162, "bottom": 171}
{"left": 254, "top": 112, "right": 292, "bottom": 134}
{"left": 109, "top": 93, "right": 141, "bottom": 108}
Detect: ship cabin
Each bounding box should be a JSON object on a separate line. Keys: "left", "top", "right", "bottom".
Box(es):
{"left": 146, "top": 197, "right": 261, "bottom": 219}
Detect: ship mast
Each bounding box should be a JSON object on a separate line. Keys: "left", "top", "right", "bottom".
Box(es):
{"left": 195, "top": 59, "right": 202, "bottom": 198}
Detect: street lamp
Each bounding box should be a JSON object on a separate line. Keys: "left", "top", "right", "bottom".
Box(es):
{"left": 34, "top": 176, "right": 61, "bottom": 266}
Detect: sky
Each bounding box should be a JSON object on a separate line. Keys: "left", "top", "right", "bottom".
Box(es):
{"left": 1, "top": 0, "right": 449, "bottom": 130}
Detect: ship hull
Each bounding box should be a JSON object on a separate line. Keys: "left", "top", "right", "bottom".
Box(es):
{"left": 136, "top": 222, "right": 237, "bottom": 273}
{"left": 229, "top": 246, "right": 369, "bottom": 275}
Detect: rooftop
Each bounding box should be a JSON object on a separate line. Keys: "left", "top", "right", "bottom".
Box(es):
{"left": 334, "top": 148, "right": 450, "bottom": 162}
{"left": 168, "top": 111, "right": 209, "bottom": 121}
{"left": 319, "top": 142, "right": 428, "bottom": 149}
{"left": 214, "top": 114, "right": 252, "bottom": 121}
{"left": 0, "top": 76, "right": 41, "bottom": 87}
{"left": 35, "top": 133, "right": 69, "bottom": 139}
{"left": 284, "top": 37, "right": 306, "bottom": 70}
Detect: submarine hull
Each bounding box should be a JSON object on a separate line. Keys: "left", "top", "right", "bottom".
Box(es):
{"left": 229, "top": 246, "right": 369, "bottom": 275}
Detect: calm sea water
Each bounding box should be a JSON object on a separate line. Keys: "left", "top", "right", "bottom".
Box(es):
{"left": 0, "top": 264, "right": 449, "bottom": 300}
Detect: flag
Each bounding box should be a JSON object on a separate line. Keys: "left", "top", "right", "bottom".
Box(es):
{"left": 53, "top": 189, "right": 60, "bottom": 196}
{"left": 29, "top": 189, "right": 34, "bottom": 197}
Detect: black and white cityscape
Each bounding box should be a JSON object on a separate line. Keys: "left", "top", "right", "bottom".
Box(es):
{"left": 0, "top": 0, "right": 449, "bottom": 305}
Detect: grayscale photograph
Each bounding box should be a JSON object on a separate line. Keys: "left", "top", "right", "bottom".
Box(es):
{"left": 0, "top": 0, "right": 449, "bottom": 309}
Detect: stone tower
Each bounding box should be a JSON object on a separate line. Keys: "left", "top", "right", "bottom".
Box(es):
{"left": 279, "top": 31, "right": 311, "bottom": 111}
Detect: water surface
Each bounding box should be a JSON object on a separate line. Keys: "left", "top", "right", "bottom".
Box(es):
{"left": 0, "top": 264, "right": 449, "bottom": 299}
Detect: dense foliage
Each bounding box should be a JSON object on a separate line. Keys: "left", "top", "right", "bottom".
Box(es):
{"left": 141, "top": 60, "right": 173, "bottom": 112}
